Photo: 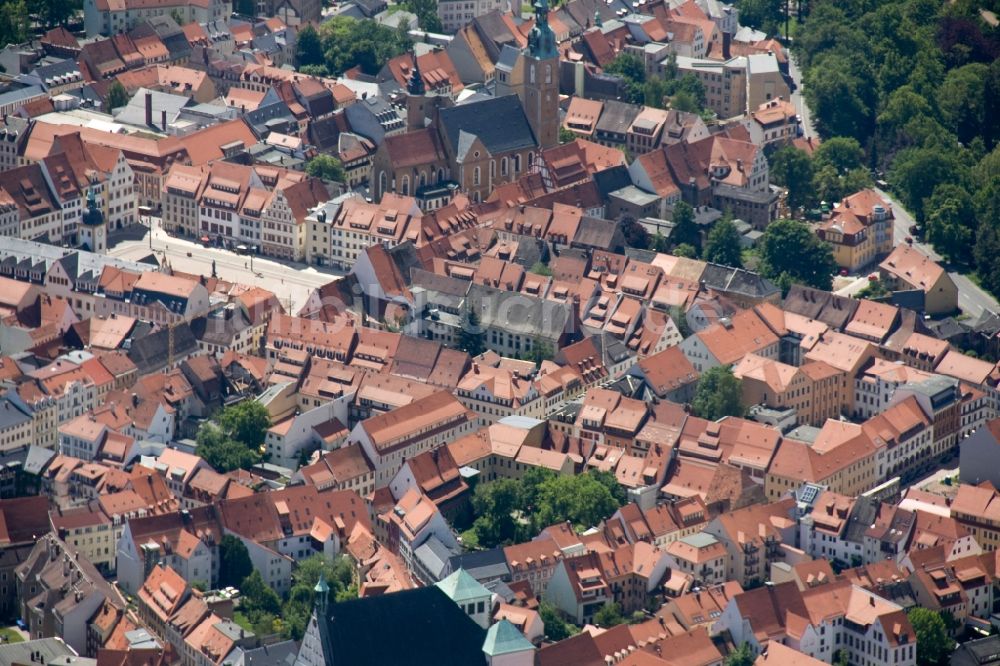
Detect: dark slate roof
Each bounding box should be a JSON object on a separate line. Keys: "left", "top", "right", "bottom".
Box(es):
{"left": 594, "top": 99, "right": 641, "bottom": 135}
{"left": 624, "top": 247, "right": 658, "bottom": 263}
{"left": 928, "top": 317, "right": 970, "bottom": 342}
{"left": 887, "top": 289, "right": 925, "bottom": 313}
{"left": 127, "top": 323, "right": 198, "bottom": 374}
{"left": 572, "top": 216, "right": 622, "bottom": 252}
{"left": 783, "top": 284, "right": 858, "bottom": 330}
{"left": 410, "top": 268, "right": 470, "bottom": 298}
{"left": 0, "top": 639, "right": 75, "bottom": 666}
{"left": 315, "top": 586, "right": 486, "bottom": 666}
{"left": 467, "top": 283, "right": 571, "bottom": 340}
{"left": 842, "top": 495, "right": 878, "bottom": 544}
{"left": 387, "top": 242, "right": 424, "bottom": 285}
{"left": 700, "top": 263, "right": 780, "bottom": 299}
{"left": 511, "top": 236, "right": 548, "bottom": 270}
{"left": 592, "top": 164, "right": 631, "bottom": 198}
{"left": 438, "top": 95, "right": 537, "bottom": 159}
{"left": 447, "top": 547, "right": 511, "bottom": 582}
{"left": 237, "top": 640, "right": 298, "bottom": 666}
{"left": 952, "top": 635, "right": 1000, "bottom": 666}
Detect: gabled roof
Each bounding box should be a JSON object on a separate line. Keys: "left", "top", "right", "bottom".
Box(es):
{"left": 438, "top": 95, "right": 537, "bottom": 159}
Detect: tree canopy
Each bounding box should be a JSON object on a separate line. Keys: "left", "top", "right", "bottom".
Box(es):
{"left": 315, "top": 17, "right": 412, "bottom": 76}
{"left": 703, "top": 216, "right": 743, "bottom": 268}
{"left": 306, "top": 155, "right": 347, "bottom": 182}
{"left": 457, "top": 305, "right": 486, "bottom": 357}
{"left": 295, "top": 24, "right": 324, "bottom": 68}
{"left": 401, "top": 0, "right": 443, "bottom": 32}
{"left": 539, "top": 602, "right": 578, "bottom": 640}
{"left": 758, "top": 218, "right": 837, "bottom": 291}
{"left": 218, "top": 535, "right": 254, "bottom": 589}
{"left": 907, "top": 607, "right": 953, "bottom": 666}
{"left": 691, "top": 365, "right": 744, "bottom": 421}
{"left": 794, "top": 0, "right": 1000, "bottom": 298}
{"left": 282, "top": 555, "right": 356, "bottom": 641}
{"left": 218, "top": 400, "right": 271, "bottom": 450}
{"left": 671, "top": 201, "right": 700, "bottom": 250}
{"left": 468, "top": 469, "right": 625, "bottom": 549}
{"left": 195, "top": 401, "right": 270, "bottom": 472}
{"left": 105, "top": 82, "right": 130, "bottom": 114}
{"left": 724, "top": 644, "right": 756, "bottom": 666}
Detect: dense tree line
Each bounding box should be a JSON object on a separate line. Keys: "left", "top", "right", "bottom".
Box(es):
{"left": 195, "top": 400, "right": 271, "bottom": 472}
{"left": 794, "top": 0, "right": 1000, "bottom": 294}
{"left": 295, "top": 17, "right": 412, "bottom": 77}
{"left": 465, "top": 468, "right": 625, "bottom": 548}
{"left": 605, "top": 53, "right": 710, "bottom": 115}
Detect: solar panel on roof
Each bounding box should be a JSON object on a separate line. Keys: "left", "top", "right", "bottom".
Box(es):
{"left": 800, "top": 484, "right": 819, "bottom": 504}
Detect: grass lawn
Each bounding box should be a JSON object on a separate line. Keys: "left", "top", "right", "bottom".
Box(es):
{"left": 232, "top": 613, "right": 255, "bottom": 633}
{"left": 0, "top": 628, "right": 24, "bottom": 644}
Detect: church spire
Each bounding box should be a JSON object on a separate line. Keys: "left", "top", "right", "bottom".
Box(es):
{"left": 407, "top": 51, "right": 425, "bottom": 96}
{"left": 527, "top": 0, "right": 558, "bottom": 60}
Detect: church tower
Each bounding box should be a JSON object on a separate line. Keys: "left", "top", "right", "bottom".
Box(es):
{"left": 79, "top": 188, "right": 107, "bottom": 254}
{"left": 405, "top": 52, "right": 429, "bottom": 132}
{"left": 521, "top": 0, "right": 560, "bottom": 149}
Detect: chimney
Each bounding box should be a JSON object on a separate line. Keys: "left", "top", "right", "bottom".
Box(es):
{"left": 145, "top": 92, "right": 153, "bottom": 126}
{"left": 162, "top": 109, "right": 167, "bottom": 132}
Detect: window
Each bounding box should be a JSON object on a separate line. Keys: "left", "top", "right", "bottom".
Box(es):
{"left": 473, "top": 167, "right": 481, "bottom": 186}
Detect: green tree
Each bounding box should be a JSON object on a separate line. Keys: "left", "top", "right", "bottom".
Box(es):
{"left": 470, "top": 478, "right": 529, "bottom": 547}
{"left": 0, "top": 0, "right": 29, "bottom": 46}
{"left": 691, "top": 365, "right": 744, "bottom": 420}
{"left": 195, "top": 422, "right": 261, "bottom": 472}
{"left": 703, "top": 216, "right": 743, "bottom": 268}
{"left": 105, "top": 81, "right": 130, "bottom": 113}
{"left": 234, "top": 0, "right": 254, "bottom": 15}
{"left": 803, "top": 54, "right": 874, "bottom": 143}
{"left": 534, "top": 473, "right": 620, "bottom": 530}
{"left": 593, "top": 602, "right": 625, "bottom": 628}
{"left": 833, "top": 649, "right": 849, "bottom": 666}
{"left": 890, "top": 145, "right": 970, "bottom": 222}
{"left": 588, "top": 469, "right": 628, "bottom": 506}
{"left": 604, "top": 52, "right": 646, "bottom": 84}
{"left": 758, "top": 218, "right": 837, "bottom": 290}
{"left": 735, "top": 0, "right": 783, "bottom": 35}
{"left": 530, "top": 261, "right": 552, "bottom": 276}
{"left": 672, "top": 243, "right": 697, "bottom": 258}
{"left": 725, "top": 644, "right": 755, "bottom": 666}
{"left": 218, "top": 400, "right": 271, "bottom": 450}
{"left": 671, "top": 90, "right": 701, "bottom": 114}
{"left": 28, "top": 0, "right": 80, "bottom": 27}
{"left": 938, "top": 63, "right": 988, "bottom": 146}
{"left": 457, "top": 305, "right": 486, "bottom": 357}
{"left": 813, "top": 136, "right": 865, "bottom": 174}
{"left": 924, "top": 183, "right": 975, "bottom": 263}
{"left": 770, "top": 146, "right": 816, "bottom": 210}
{"left": 240, "top": 570, "right": 282, "bottom": 617}
{"left": 539, "top": 602, "right": 578, "bottom": 640}
{"left": 670, "top": 201, "right": 700, "bottom": 250}
{"left": 621, "top": 216, "right": 652, "bottom": 249}
{"left": 559, "top": 126, "right": 577, "bottom": 144}
{"left": 530, "top": 338, "right": 554, "bottom": 366}
{"left": 295, "top": 24, "right": 324, "bottom": 67}
{"left": 305, "top": 154, "right": 347, "bottom": 182}
{"left": 283, "top": 555, "right": 355, "bottom": 641}
{"left": 318, "top": 17, "right": 412, "bottom": 76}
{"left": 218, "top": 535, "right": 254, "bottom": 589}
{"left": 907, "top": 607, "right": 954, "bottom": 666}
{"left": 403, "top": 0, "right": 443, "bottom": 32}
